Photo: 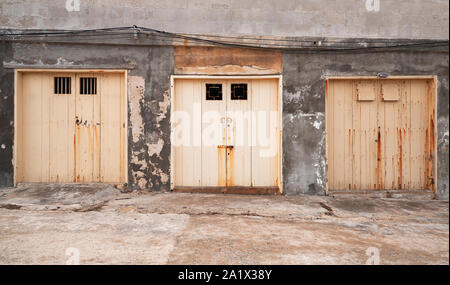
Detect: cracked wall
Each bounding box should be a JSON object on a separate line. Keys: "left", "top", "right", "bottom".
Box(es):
{"left": 282, "top": 50, "right": 449, "bottom": 199}
{"left": 0, "top": 40, "right": 448, "bottom": 199}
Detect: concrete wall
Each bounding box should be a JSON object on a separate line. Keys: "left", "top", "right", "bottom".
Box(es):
{"left": 282, "top": 50, "right": 449, "bottom": 199}
{"left": 0, "top": 0, "right": 448, "bottom": 40}
{"left": 0, "top": 41, "right": 174, "bottom": 191}
{"left": 0, "top": 40, "right": 448, "bottom": 199}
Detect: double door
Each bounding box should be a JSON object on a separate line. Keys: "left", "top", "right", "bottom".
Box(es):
{"left": 327, "top": 78, "right": 436, "bottom": 191}
{"left": 173, "top": 78, "right": 280, "bottom": 190}
{"left": 17, "top": 72, "right": 126, "bottom": 183}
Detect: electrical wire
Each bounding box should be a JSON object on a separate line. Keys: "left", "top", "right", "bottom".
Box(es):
{"left": 1, "top": 25, "right": 448, "bottom": 52}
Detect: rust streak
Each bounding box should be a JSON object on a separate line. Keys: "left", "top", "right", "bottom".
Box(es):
{"left": 429, "top": 113, "right": 435, "bottom": 190}
{"left": 377, "top": 127, "right": 383, "bottom": 189}
{"left": 217, "top": 146, "right": 226, "bottom": 187}
{"left": 425, "top": 128, "right": 429, "bottom": 188}
{"left": 397, "top": 128, "right": 402, "bottom": 190}
{"left": 228, "top": 147, "right": 234, "bottom": 187}
{"left": 73, "top": 133, "right": 77, "bottom": 182}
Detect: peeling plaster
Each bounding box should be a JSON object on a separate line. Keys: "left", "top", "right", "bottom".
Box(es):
{"left": 147, "top": 138, "right": 164, "bottom": 157}
{"left": 128, "top": 76, "right": 148, "bottom": 190}
{"left": 128, "top": 76, "right": 145, "bottom": 143}
{"left": 156, "top": 90, "right": 170, "bottom": 125}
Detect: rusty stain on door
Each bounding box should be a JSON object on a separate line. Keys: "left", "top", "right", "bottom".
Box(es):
{"left": 327, "top": 78, "right": 436, "bottom": 192}
{"left": 16, "top": 71, "right": 126, "bottom": 184}
{"left": 174, "top": 78, "right": 279, "bottom": 190}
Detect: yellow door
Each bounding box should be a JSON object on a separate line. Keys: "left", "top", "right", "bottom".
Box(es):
{"left": 226, "top": 80, "right": 252, "bottom": 187}
{"left": 49, "top": 73, "right": 76, "bottom": 182}
{"left": 17, "top": 71, "right": 126, "bottom": 184}
{"left": 201, "top": 80, "right": 227, "bottom": 187}
{"left": 74, "top": 74, "right": 100, "bottom": 182}
{"left": 251, "top": 79, "right": 280, "bottom": 187}
{"left": 327, "top": 78, "right": 436, "bottom": 191}
{"left": 173, "top": 78, "right": 280, "bottom": 190}
{"left": 173, "top": 79, "right": 202, "bottom": 187}
{"left": 99, "top": 73, "right": 127, "bottom": 183}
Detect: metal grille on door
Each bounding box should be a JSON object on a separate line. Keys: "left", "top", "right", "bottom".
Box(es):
{"left": 16, "top": 72, "right": 126, "bottom": 184}
{"left": 173, "top": 79, "right": 280, "bottom": 190}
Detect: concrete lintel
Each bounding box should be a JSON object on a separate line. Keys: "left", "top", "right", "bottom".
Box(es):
{"left": 3, "top": 63, "right": 136, "bottom": 70}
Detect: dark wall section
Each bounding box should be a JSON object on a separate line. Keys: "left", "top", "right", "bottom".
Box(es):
{"left": 0, "top": 41, "right": 14, "bottom": 186}
{"left": 282, "top": 51, "right": 449, "bottom": 199}
{"left": 0, "top": 42, "right": 174, "bottom": 190}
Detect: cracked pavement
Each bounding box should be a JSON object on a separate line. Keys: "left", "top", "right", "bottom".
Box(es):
{"left": 0, "top": 187, "right": 448, "bottom": 264}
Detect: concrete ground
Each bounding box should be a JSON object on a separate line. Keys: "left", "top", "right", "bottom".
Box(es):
{"left": 0, "top": 185, "right": 448, "bottom": 265}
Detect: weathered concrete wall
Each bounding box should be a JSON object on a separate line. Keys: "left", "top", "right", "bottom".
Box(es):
{"left": 0, "top": 41, "right": 174, "bottom": 190}
{"left": 0, "top": 40, "right": 14, "bottom": 186}
{"left": 282, "top": 50, "right": 449, "bottom": 199}
{"left": 0, "top": 40, "right": 448, "bottom": 199}
{"left": 0, "top": 0, "right": 448, "bottom": 40}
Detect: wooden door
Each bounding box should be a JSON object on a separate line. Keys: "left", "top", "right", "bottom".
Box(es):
{"left": 49, "top": 73, "right": 76, "bottom": 182}
{"left": 99, "top": 73, "right": 126, "bottom": 183}
{"left": 251, "top": 79, "right": 280, "bottom": 187}
{"left": 173, "top": 79, "right": 202, "bottom": 187}
{"left": 173, "top": 78, "right": 280, "bottom": 190}
{"left": 327, "top": 78, "right": 436, "bottom": 191}
{"left": 74, "top": 74, "right": 100, "bottom": 182}
{"left": 226, "top": 80, "right": 252, "bottom": 187}
{"left": 17, "top": 71, "right": 126, "bottom": 184}
{"left": 201, "top": 80, "right": 227, "bottom": 187}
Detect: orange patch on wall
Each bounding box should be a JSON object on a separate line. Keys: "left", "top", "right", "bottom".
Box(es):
{"left": 174, "top": 46, "right": 282, "bottom": 75}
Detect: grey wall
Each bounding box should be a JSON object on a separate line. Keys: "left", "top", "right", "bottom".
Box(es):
{"left": 0, "top": 0, "right": 448, "bottom": 40}
{"left": 0, "top": 40, "right": 13, "bottom": 186}
{"left": 0, "top": 41, "right": 174, "bottom": 191}
{"left": 282, "top": 50, "right": 449, "bottom": 199}
{"left": 0, "top": 40, "right": 448, "bottom": 199}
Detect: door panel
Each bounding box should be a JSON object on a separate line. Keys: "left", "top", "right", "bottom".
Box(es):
{"left": 410, "top": 80, "right": 428, "bottom": 189}
{"left": 75, "top": 74, "right": 100, "bottom": 182}
{"left": 21, "top": 73, "right": 44, "bottom": 182}
{"left": 49, "top": 73, "right": 75, "bottom": 182}
{"left": 100, "top": 73, "right": 125, "bottom": 183}
{"left": 226, "top": 80, "right": 252, "bottom": 187}
{"left": 327, "top": 78, "right": 435, "bottom": 191}
{"left": 251, "top": 79, "right": 279, "bottom": 187}
{"left": 201, "top": 80, "right": 227, "bottom": 187}
{"left": 381, "top": 80, "right": 403, "bottom": 190}
{"left": 173, "top": 79, "right": 202, "bottom": 187}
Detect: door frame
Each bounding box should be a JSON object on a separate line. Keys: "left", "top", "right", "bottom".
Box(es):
{"left": 13, "top": 69, "right": 128, "bottom": 186}
{"left": 170, "top": 75, "right": 283, "bottom": 194}
{"left": 324, "top": 75, "right": 438, "bottom": 195}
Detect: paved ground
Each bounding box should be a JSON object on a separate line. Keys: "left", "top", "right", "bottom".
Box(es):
{"left": 0, "top": 185, "right": 448, "bottom": 264}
